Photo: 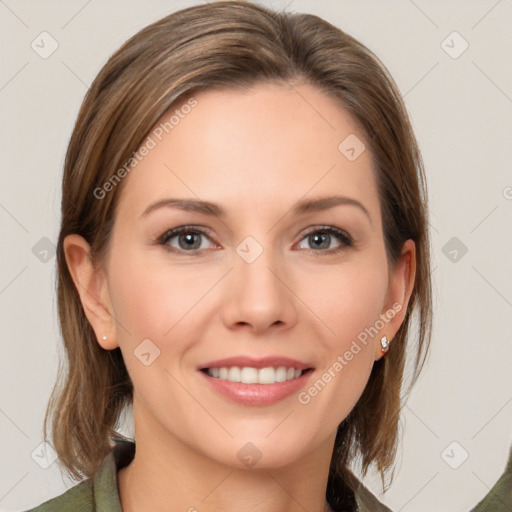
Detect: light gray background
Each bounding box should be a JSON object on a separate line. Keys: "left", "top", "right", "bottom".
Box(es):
{"left": 1, "top": 1, "right": 511, "bottom": 511}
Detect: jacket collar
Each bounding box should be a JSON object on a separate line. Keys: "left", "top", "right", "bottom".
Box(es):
{"left": 91, "top": 439, "right": 134, "bottom": 511}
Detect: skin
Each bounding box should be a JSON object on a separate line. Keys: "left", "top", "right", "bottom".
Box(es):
{"left": 64, "top": 81, "right": 416, "bottom": 512}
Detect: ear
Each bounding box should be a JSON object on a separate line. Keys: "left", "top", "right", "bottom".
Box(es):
{"left": 63, "top": 234, "right": 119, "bottom": 350}
{"left": 374, "top": 239, "right": 416, "bottom": 360}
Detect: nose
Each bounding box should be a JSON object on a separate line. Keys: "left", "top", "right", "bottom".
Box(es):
{"left": 221, "top": 243, "right": 298, "bottom": 335}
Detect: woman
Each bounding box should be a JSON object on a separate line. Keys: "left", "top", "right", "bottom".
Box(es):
{"left": 25, "top": 2, "right": 432, "bottom": 511}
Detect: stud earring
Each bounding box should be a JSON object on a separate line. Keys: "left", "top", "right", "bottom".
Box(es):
{"left": 102, "top": 335, "right": 107, "bottom": 341}
{"left": 380, "top": 336, "right": 390, "bottom": 354}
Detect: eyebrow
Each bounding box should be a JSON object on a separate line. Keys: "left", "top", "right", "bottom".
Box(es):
{"left": 140, "top": 195, "right": 371, "bottom": 223}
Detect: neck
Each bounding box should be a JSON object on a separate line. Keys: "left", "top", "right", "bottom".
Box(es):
{"left": 118, "top": 401, "right": 337, "bottom": 512}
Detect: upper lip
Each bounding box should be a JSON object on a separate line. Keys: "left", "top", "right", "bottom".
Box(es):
{"left": 198, "top": 356, "right": 314, "bottom": 371}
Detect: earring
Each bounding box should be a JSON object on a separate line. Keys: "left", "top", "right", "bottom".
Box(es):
{"left": 102, "top": 335, "right": 107, "bottom": 341}
{"left": 380, "top": 336, "right": 390, "bottom": 354}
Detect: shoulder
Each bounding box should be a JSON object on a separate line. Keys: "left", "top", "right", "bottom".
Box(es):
{"left": 470, "top": 444, "right": 512, "bottom": 512}
{"left": 22, "top": 438, "right": 135, "bottom": 512}
{"left": 22, "top": 479, "right": 93, "bottom": 512}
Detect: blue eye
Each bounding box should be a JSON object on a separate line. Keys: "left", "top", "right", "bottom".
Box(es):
{"left": 297, "top": 227, "right": 352, "bottom": 254}
{"left": 157, "top": 225, "right": 353, "bottom": 255}
{"left": 158, "top": 226, "right": 214, "bottom": 252}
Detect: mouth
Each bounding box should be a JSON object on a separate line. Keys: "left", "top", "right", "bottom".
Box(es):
{"left": 196, "top": 355, "right": 315, "bottom": 406}
{"left": 199, "top": 366, "right": 314, "bottom": 385}
{"left": 198, "top": 366, "right": 315, "bottom": 406}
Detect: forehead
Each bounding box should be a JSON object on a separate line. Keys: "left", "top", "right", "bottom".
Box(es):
{"left": 116, "top": 81, "right": 379, "bottom": 222}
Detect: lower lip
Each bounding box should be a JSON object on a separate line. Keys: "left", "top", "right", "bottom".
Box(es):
{"left": 198, "top": 369, "right": 314, "bottom": 406}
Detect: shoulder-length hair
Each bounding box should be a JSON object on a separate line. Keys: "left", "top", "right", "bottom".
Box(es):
{"left": 46, "top": 0, "right": 432, "bottom": 494}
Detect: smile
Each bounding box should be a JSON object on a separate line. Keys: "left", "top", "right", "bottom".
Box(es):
{"left": 202, "top": 366, "right": 309, "bottom": 384}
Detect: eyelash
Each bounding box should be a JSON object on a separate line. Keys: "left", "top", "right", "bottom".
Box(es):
{"left": 156, "top": 225, "right": 353, "bottom": 256}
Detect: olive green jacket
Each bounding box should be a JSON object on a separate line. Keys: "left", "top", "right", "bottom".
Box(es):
{"left": 24, "top": 440, "right": 392, "bottom": 512}
{"left": 470, "top": 445, "right": 512, "bottom": 512}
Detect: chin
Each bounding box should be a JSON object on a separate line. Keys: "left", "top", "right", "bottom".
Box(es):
{"left": 205, "top": 435, "right": 311, "bottom": 471}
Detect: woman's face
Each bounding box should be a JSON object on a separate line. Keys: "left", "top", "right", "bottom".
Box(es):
{"left": 73, "top": 81, "right": 414, "bottom": 469}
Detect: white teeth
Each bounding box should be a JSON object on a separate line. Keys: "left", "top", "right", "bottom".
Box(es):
{"left": 240, "top": 367, "right": 258, "bottom": 384}
{"left": 275, "top": 367, "right": 287, "bottom": 382}
{"left": 228, "top": 367, "right": 241, "bottom": 382}
{"left": 206, "top": 366, "right": 305, "bottom": 384}
{"left": 258, "top": 367, "right": 276, "bottom": 384}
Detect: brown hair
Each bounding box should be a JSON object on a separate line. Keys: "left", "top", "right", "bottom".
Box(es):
{"left": 45, "top": 0, "right": 432, "bottom": 496}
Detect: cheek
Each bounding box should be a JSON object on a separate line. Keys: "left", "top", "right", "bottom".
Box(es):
{"left": 106, "top": 251, "right": 214, "bottom": 401}
{"left": 108, "top": 246, "right": 215, "bottom": 339}
{"left": 295, "top": 256, "right": 388, "bottom": 411}
{"left": 299, "top": 256, "right": 389, "bottom": 347}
